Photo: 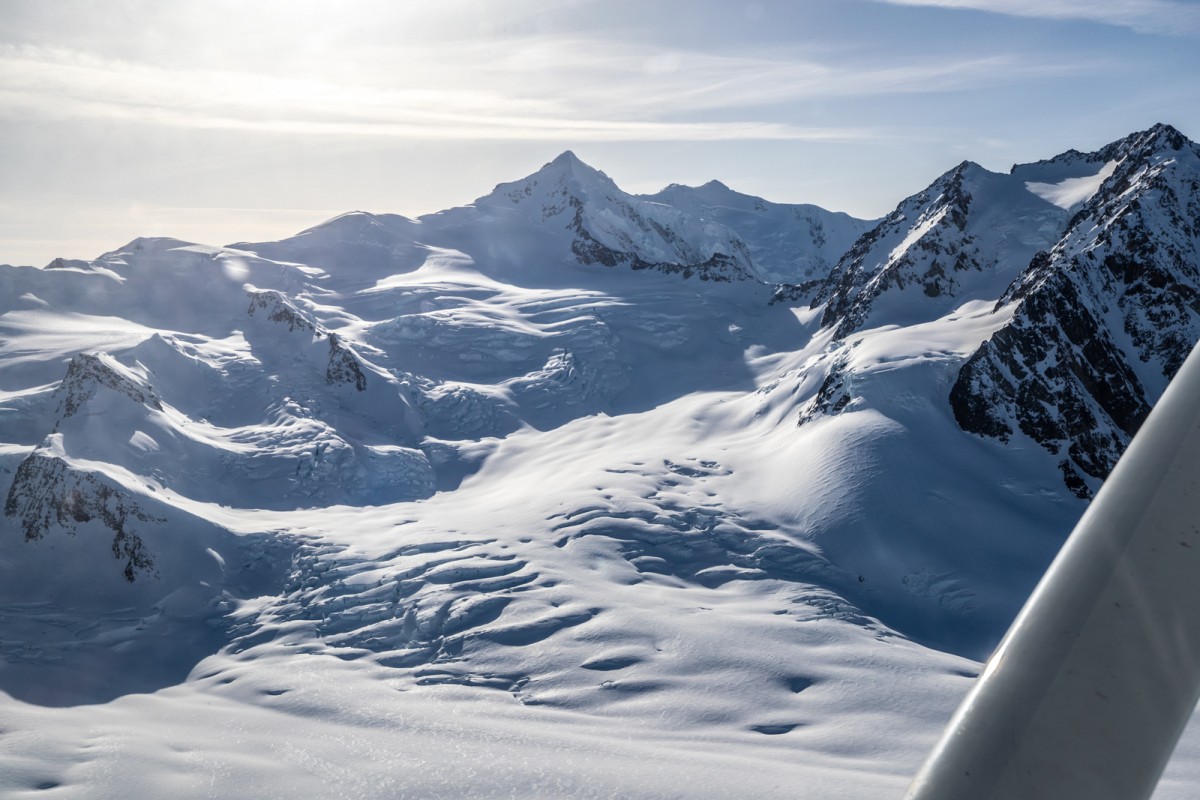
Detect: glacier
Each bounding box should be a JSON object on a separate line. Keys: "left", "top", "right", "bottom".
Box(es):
{"left": 1, "top": 124, "right": 1200, "bottom": 798}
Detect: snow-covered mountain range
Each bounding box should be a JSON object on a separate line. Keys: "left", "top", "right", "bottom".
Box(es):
{"left": 2, "top": 124, "right": 1199, "bottom": 798}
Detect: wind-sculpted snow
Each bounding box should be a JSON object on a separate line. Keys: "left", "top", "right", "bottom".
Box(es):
{"left": 221, "top": 433, "right": 973, "bottom": 745}
{"left": 547, "top": 457, "right": 835, "bottom": 590}
{"left": 3, "top": 136, "right": 1200, "bottom": 798}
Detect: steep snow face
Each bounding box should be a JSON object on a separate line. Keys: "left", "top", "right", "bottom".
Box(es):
{"left": 818, "top": 161, "right": 1068, "bottom": 338}
{"left": 952, "top": 123, "right": 1200, "bottom": 497}
{"left": 640, "top": 180, "right": 875, "bottom": 285}
{"left": 1024, "top": 159, "right": 1118, "bottom": 210}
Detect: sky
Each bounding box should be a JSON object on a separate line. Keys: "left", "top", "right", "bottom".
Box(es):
{"left": 1, "top": 0, "right": 1198, "bottom": 267}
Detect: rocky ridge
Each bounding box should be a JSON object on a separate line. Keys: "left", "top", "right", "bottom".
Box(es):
{"left": 247, "top": 289, "right": 370, "bottom": 391}
{"left": 55, "top": 352, "right": 163, "bottom": 419}
{"left": 816, "top": 159, "right": 1066, "bottom": 339}
{"left": 797, "top": 124, "right": 1200, "bottom": 498}
{"left": 4, "top": 450, "right": 159, "bottom": 582}
{"left": 950, "top": 123, "right": 1200, "bottom": 496}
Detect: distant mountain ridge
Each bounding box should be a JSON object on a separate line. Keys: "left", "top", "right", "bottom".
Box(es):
{"left": 233, "top": 150, "right": 871, "bottom": 288}
{"left": 639, "top": 179, "right": 875, "bottom": 285}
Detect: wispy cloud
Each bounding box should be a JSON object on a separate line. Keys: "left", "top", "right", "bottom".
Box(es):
{"left": 0, "top": 40, "right": 1088, "bottom": 143}
{"left": 864, "top": 0, "right": 1200, "bottom": 35}
{"left": 471, "top": 39, "right": 1089, "bottom": 114}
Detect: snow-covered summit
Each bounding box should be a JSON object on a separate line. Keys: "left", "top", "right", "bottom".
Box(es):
{"left": 230, "top": 211, "right": 424, "bottom": 281}
{"left": 1101, "top": 121, "right": 1192, "bottom": 160}
{"left": 641, "top": 180, "right": 875, "bottom": 285}
{"left": 292, "top": 210, "right": 420, "bottom": 241}
{"left": 817, "top": 159, "right": 1067, "bottom": 338}
{"left": 644, "top": 179, "right": 745, "bottom": 208}
{"left": 462, "top": 150, "right": 762, "bottom": 282}
{"left": 477, "top": 149, "right": 624, "bottom": 207}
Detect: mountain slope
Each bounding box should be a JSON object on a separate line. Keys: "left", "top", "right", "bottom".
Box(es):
{"left": 951, "top": 123, "right": 1200, "bottom": 497}
{"left": 803, "top": 123, "right": 1200, "bottom": 501}
{"left": 817, "top": 160, "right": 1067, "bottom": 338}
{"left": 2, "top": 130, "right": 1200, "bottom": 798}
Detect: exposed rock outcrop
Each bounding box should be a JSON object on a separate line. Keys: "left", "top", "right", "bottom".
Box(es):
{"left": 4, "top": 452, "right": 159, "bottom": 581}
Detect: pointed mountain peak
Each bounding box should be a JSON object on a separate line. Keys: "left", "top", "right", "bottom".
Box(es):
{"left": 910, "top": 161, "right": 993, "bottom": 202}
{"left": 1104, "top": 122, "right": 1193, "bottom": 161}
{"left": 535, "top": 150, "right": 615, "bottom": 186}
{"left": 549, "top": 149, "right": 584, "bottom": 167}
{"left": 1128, "top": 122, "right": 1187, "bottom": 149}
{"left": 944, "top": 160, "right": 988, "bottom": 180}
{"left": 1144, "top": 121, "right": 1185, "bottom": 142}
{"left": 477, "top": 151, "right": 622, "bottom": 209}
{"left": 920, "top": 160, "right": 992, "bottom": 209}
